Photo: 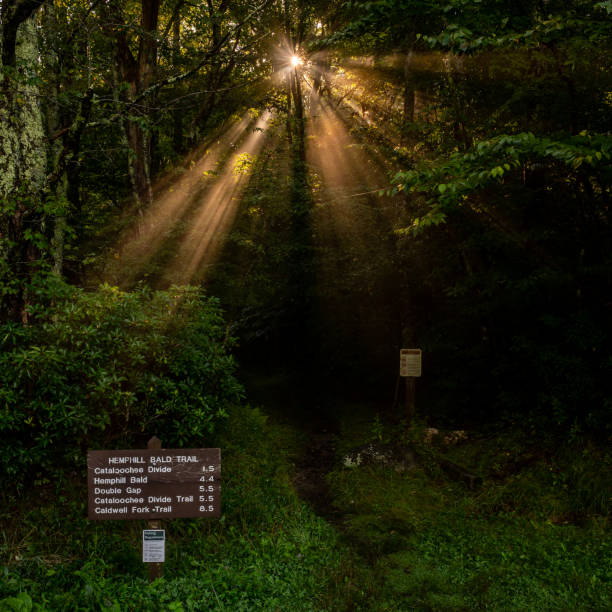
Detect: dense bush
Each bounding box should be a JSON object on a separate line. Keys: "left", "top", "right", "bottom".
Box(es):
{"left": 0, "top": 280, "right": 243, "bottom": 483}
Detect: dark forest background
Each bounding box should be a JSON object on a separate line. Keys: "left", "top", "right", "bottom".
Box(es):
{"left": 1, "top": 1, "right": 611, "bottom": 609}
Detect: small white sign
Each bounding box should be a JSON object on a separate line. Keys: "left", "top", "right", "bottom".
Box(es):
{"left": 400, "top": 349, "right": 422, "bottom": 377}
{"left": 143, "top": 530, "right": 165, "bottom": 563}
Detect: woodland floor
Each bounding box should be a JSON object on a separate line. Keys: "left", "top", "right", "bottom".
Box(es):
{"left": 241, "top": 369, "right": 612, "bottom": 611}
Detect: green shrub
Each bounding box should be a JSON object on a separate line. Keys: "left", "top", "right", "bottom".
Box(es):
{"left": 0, "top": 281, "right": 243, "bottom": 484}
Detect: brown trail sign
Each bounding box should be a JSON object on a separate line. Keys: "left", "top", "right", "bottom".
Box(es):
{"left": 87, "top": 447, "right": 221, "bottom": 520}
{"left": 87, "top": 439, "right": 221, "bottom": 582}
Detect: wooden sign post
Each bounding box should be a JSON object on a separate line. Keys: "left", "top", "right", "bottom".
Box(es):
{"left": 400, "top": 349, "right": 421, "bottom": 421}
{"left": 147, "top": 436, "right": 163, "bottom": 582}
{"left": 87, "top": 438, "right": 221, "bottom": 582}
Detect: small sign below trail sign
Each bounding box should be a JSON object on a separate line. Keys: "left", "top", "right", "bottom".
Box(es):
{"left": 87, "top": 448, "right": 221, "bottom": 520}
{"left": 400, "top": 349, "right": 422, "bottom": 377}
{"left": 143, "top": 530, "right": 165, "bottom": 563}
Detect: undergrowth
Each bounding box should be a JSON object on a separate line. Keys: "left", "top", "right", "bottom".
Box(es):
{"left": 325, "top": 407, "right": 612, "bottom": 611}
{"left": 0, "top": 281, "right": 243, "bottom": 483}
{"left": 0, "top": 404, "right": 351, "bottom": 611}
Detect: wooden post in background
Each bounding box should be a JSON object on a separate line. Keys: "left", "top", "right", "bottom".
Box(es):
{"left": 147, "top": 436, "right": 163, "bottom": 583}
{"left": 405, "top": 376, "right": 416, "bottom": 421}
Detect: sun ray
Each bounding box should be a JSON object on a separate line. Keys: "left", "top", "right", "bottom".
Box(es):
{"left": 164, "top": 111, "right": 272, "bottom": 286}
{"left": 306, "top": 92, "right": 404, "bottom": 361}
{"left": 104, "top": 114, "right": 253, "bottom": 287}
{"left": 309, "top": 96, "right": 394, "bottom": 205}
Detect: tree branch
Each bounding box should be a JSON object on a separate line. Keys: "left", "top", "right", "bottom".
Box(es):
{"left": 86, "top": 0, "right": 273, "bottom": 128}
{"left": 161, "top": 0, "right": 186, "bottom": 41}
{"left": 1, "top": 0, "right": 46, "bottom": 68}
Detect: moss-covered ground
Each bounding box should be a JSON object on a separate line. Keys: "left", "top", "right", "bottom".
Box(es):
{"left": 323, "top": 402, "right": 612, "bottom": 611}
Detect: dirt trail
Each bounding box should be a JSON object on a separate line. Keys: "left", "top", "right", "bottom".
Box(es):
{"left": 291, "top": 426, "right": 341, "bottom": 522}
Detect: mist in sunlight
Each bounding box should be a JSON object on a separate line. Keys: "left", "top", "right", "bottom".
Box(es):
{"left": 164, "top": 111, "right": 272, "bottom": 286}
{"left": 104, "top": 114, "right": 253, "bottom": 287}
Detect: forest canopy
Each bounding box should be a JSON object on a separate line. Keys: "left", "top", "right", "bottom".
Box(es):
{"left": 0, "top": 0, "right": 611, "bottom": 437}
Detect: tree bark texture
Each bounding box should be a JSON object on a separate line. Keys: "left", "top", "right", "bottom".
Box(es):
{"left": 0, "top": 6, "right": 47, "bottom": 321}
{"left": 172, "top": 15, "right": 183, "bottom": 154}
{"left": 0, "top": 15, "right": 46, "bottom": 198}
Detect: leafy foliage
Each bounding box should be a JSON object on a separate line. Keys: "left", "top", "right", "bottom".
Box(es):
{"left": 421, "top": 0, "right": 612, "bottom": 53}
{"left": 0, "top": 281, "right": 242, "bottom": 483}
{"left": 393, "top": 131, "right": 612, "bottom": 233}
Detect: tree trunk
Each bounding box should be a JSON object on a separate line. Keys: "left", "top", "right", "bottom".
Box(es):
{"left": 111, "top": 64, "right": 141, "bottom": 206}
{"left": 401, "top": 38, "right": 416, "bottom": 145}
{"left": 0, "top": 7, "right": 47, "bottom": 321}
{"left": 41, "top": 2, "right": 69, "bottom": 276}
{"left": 0, "top": 16, "right": 46, "bottom": 197}
{"left": 403, "top": 53, "right": 416, "bottom": 123}
{"left": 107, "top": 0, "right": 159, "bottom": 207}
{"left": 291, "top": 68, "right": 305, "bottom": 163}
{"left": 443, "top": 54, "right": 471, "bottom": 150}
{"left": 172, "top": 16, "right": 183, "bottom": 155}
{"left": 286, "top": 73, "right": 293, "bottom": 147}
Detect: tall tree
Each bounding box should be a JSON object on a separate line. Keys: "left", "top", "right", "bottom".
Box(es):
{"left": 0, "top": 0, "right": 47, "bottom": 321}
{"left": 103, "top": 0, "right": 160, "bottom": 206}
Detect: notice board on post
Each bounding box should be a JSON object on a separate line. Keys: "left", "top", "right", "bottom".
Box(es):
{"left": 87, "top": 448, "right": 221, "bottom": 520}
{"left": 400, "top": 349, "right": 422, "bottom": 377}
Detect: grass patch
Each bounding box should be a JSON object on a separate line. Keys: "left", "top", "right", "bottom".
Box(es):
{"left": 0, "top": 405, "right": 352, "bottom": 611}
{"left": 327, "top": 417, "right": 612, "bottom": 611}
